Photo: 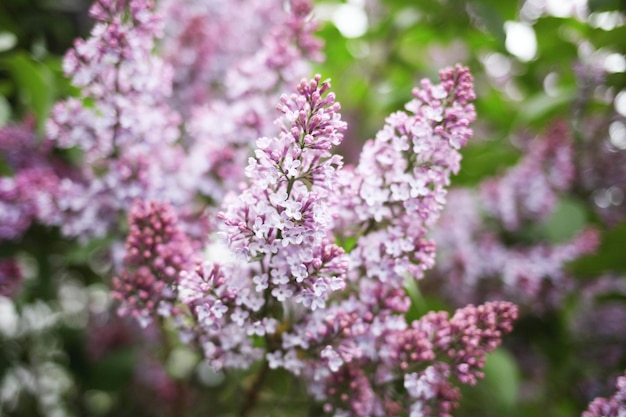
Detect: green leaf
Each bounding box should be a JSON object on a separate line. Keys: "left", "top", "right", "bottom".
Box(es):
{"left": 569, "top": 220, "right": 626, "bottom": 277}
{"left": 337, "top": 235, "right": 357, "bottom": 253}
{"left": 1, "top": 52, "right": 55, "bottom": 131}
{"left": 404, "top": 279, "right": 451, "bottom": 321}
{"left": 516, "top": 88, "right": 577, "bottom": 126}
{"left": 482, "top": 347, "right": 520, "bottom": 410}
{"left": 88, "top": 349, "right": 136, "bottom": 391}
{"left": 467, "top": 1, "right": 506, "bottom": 44}
{"left": 458, "top": 347, "right": 521, "bottom": 416}
{"left": 540, "top": 197, "right": 588, "bottom": 242}
{"left": 0, "top": 95, "right": 10, "bottom": 127}
{"left": 454, "top": 141, "right": 520, "bottom": 186}
{"left": 588, "top": 0, "right": 626, "bottom": 12}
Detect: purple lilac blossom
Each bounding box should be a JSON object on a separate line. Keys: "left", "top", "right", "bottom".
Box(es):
{"left": 253, "top": 67, "right": 518, "bottom": 416}
{"left": 177, "top": 75, "right": 349, "bottom": 369}
{"left": 0, "top": 119, "right": 69, "bottom": 240}
{"left": 1, "top": 0, "right": 528, "bottom": 414}
{"left": 160, "top": 0, "right": 321, "bottom": 112}
{"left": 46, "top": 0, "right": 190, "bottom": 241}
{"left": 281, "top": 300, "right": 517, "bottom": 417}
{"left": 334, "top": 65, "right": 477, "bottom": 291}
{"left": 112, "top": 199, "right": 196, "bottom": 327}
{"left": 481, "top": 121, "right": 575, "bottom": 230}
{"left": 219, "top": 75, "right": 349, "bottom": 309}
{"left": 178, "top": 261, "right": 266, "bottom": 369}
{"left": 178, "top": 0, "right": 323, "bottom": 203}
{"left": 431, "top": 122, "right": 599, "bottom": 308}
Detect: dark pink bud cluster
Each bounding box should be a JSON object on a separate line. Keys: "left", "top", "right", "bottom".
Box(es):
{"left": 291, "top": 300, "right": 517, "bottom": 417}
{"left": 320, "top": 364, "right": 378, "bottom": 416}
{"left": 112, "top": 199, "right": 194, "bottom": 327}
{"left": 441, "top": 301, "right": 518, "bottom": 384}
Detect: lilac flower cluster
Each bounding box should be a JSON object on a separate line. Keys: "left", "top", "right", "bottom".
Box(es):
{"left": 0, "top": 0, "right": 524, "bottom": 413}
{"left": 582, "top": 372, "right": 626, "bottom": 417}
{"left": 160, "top": 0, "right": 321, "bottom": 112}
{"left": 161, "top": 72, "right": 518, "bottom": 417}
{"left": 178, "top": 261, "right": 266, "bottom": 369}
{"left": 173, "top": 75, "right": 350, "bottom": 369}
{"left": 198, "top": 67, "right": 519, "bottom": 416}
{"left": 432, "top": 123, "right": 599, "bottom": 308}
{"left": 177, "top": 0, "right": 323, "bottom": 203}
{"left": 46, "top": 0, "right": 187, "bottom": 241}
{"left": 112, "top": 199, "right": 195, "bottom": 327}
{"left": 0, "top": 120, "right": 69, "bottom": 240}
{"left": 279, "top": 300, "right": 517, "bottom": 417}
{"left": 40, "top": 0, "right": 322, "bottom": 249}
{"left": 219, "top": 75, "right": 349, "bottom": 309}
{"left": 334, "top": 65, "right": 477, "bottom": 290}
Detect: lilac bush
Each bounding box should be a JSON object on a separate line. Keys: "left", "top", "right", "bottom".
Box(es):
{"left": 1, "top": 0, "right": 625, "bottom": 416}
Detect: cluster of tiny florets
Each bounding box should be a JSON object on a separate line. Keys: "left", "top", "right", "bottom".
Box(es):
{"left": 219, "top": 75, "right": 349, "bottom": 310}
{"left": 112, "top": 199, "right": 195, "bottom": 327}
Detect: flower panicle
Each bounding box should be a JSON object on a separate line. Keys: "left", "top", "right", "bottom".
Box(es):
{"left": 112, "top": 199, "right": 194, "bottom": 327}
{"left": 218, "top": 75, "right": 348, "bottom": 310}
{"left": 335, "top": 65, "right": 477, "bottom": 290}
{"left": 293, "top": 300, "right": 517, "bottom": 417}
